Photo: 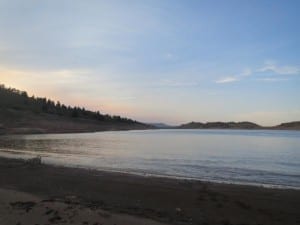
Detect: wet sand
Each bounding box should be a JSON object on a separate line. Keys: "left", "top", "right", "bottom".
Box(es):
{"left": 0, "top": 188, "right": 168, "bottom": 225}
{"left": 0, "top": 157, "right": 299, "bottom": 225}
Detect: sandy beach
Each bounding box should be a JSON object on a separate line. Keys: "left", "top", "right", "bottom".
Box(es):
{"left": 0, "top": 157, "right": 299, "bottom": 225}
{"left": 0, "top": 188, "right": 168, "bottom": 225}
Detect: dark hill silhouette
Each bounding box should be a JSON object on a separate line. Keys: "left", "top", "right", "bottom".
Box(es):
{"left": 179, "top": 121, "right": 261, "bottom": 129}
{"left": 0, "top": 84, "right": 151, "bottom": 134}
{"left": 178, "top": 121, "right": 300, "bottom": 130}
{"left": 275, "top": 121, "right": 300, "bottom": 130}
{"left": 148, "top": 123, "right": 174, "bottom": 128}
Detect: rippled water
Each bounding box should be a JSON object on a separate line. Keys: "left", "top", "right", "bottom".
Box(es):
{"left": 0, "top": 129, "right": 299, "bottom": 189}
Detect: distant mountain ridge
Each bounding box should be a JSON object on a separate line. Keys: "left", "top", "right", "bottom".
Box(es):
{"left": 178, "top": 121, "right": 300, "bottom": 130}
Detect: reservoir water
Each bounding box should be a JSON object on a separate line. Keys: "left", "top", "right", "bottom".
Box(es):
{"left": 0, "top": 129, "right": 299, "bottom": 189}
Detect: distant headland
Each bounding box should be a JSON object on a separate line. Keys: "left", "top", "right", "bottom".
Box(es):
{"left": 176, "top": 121, "right": 300, "bottom": 130}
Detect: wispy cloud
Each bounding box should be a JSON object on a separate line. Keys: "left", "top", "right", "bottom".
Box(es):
{"left": 216, "top": 61, "right": 299, "bottom": 84}
{"left": 215, "top": 77, "right": 238, "bottom": 83}
{"left": 258, "top": 61, "right": 300, "bottom": 75}
{"left": 0, "top": 67, "right": 91, "bottom": 80}
{"left": 240, "top": 68, "right": 252, "bottom": 77}
{"left": 215, "top": 68, "right": 252, "bottom": 84}
{"left": 256, "top": 78, "right": 289, "bottom": 82}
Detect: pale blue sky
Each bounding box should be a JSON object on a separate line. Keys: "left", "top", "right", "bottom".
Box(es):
{"left": 0, "top": 0, "right": 299, "bottom": 125}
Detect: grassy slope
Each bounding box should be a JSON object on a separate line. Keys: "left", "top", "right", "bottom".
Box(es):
{"left": 0, "top": 84, "right": 151, "bottom": 134}
{"left": 0, "top": 108, "right": 149, "bottom": 133}
{"left": 0, "top": 107, "right": 150, "bottom": 134}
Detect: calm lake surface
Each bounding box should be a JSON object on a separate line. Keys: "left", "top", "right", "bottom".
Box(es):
{"left": 0, "top": 129, "right": 300, "bottom": 189}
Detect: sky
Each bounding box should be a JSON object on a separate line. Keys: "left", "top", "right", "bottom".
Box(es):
{"left": 0, "top": 0, "right": 299, "bottom": 125}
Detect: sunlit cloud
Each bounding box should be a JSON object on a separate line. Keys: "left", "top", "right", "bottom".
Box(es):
{"left": 0, "top": 67, "right": 92, "bottom": 87}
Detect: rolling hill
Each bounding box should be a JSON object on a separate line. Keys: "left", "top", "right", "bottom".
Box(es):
{"left": 0, "top": 84, "right": 151, "bottom": 134}
{"left": 178, "top": 121, "right": 300, "bottom": 130}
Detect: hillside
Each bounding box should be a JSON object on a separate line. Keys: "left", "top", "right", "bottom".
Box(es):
{"left": 0, "top": 84, "right": 151, "bottom": 134}
{"left": 179, "top": 121, "right": 262, "bottom": 129}
{"left": 274, "top": 121, "right": 300, "bottom": 130}
{"left": 148, "top": 123, "right": 174, "bottom": 128}
{"left": 178, "top": 121, "right": 300, "bottom": 130}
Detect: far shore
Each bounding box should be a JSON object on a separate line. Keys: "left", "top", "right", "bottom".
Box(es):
{"left": 1, "top": 126, "right": 300, "bottom": 136}
{"left": 0, "top": 156, "right": 299, "bottom": 225}
{"left": 0, "top": 126, "right": 154, "bottom": 135}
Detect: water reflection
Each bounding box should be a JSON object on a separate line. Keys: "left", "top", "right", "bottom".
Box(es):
{"left": 0, "top": 129, "right": 299, "bottom": 188}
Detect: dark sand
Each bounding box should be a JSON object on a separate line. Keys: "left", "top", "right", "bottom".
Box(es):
{"left": 0, "top": 157, "right": 299, "bottom": 225}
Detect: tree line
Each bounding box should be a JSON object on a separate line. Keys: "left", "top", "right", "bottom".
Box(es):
{"left": 0, "top": 84, "right": 138, "bottom": 124}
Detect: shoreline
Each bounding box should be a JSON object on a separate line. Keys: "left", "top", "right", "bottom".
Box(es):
{"left": 0, "top": 126, "right": 155, "bottom": 136}
{"left": 1, "top": 156, "right": 299, "bottom": 225}
{"left": 1, "top": 152, "right": 299, "bottom": 191}
{"left": 1, "top": 127, "right": 300, "bottom": 136}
